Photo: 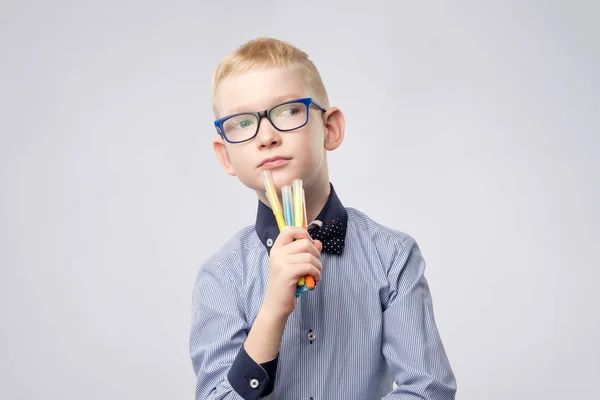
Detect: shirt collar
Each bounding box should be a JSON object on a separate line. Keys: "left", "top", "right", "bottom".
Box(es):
{"left": 255, "top": 183, "right": 348, "bottom": 253}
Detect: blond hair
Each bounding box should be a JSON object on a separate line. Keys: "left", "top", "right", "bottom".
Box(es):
{"left": 212, "top": 38, "right": 329, "bottom": 114}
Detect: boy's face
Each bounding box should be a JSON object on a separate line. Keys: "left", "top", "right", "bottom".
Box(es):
{"left": 212, "top": 66, "right": 343, "bottom": 196}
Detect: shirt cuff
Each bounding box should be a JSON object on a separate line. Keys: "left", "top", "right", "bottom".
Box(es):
{"left": 227, "top": 345, "right": 279, "bottom": 399}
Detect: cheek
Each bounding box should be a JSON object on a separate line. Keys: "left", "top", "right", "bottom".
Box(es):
{"left": 227, "top": 147, "right": 262, "bottom": 188}
{"left": 307, "top": 123, "right": 326, "bottom": 154}
{"left": 228, "top": 148, "right": 245, "bottom": 167}
{"left": 291, "top": 129, "right": 322, "bottom": 160}
{"left": 228, "top": 147, "right": 253, "bottom": 175}
{"left": 293, "top": 129, "right": 325, "bottom": 170}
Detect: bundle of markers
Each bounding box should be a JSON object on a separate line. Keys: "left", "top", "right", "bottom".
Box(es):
{"left": 263, "top": 170, "right": 316, "bottom": 297}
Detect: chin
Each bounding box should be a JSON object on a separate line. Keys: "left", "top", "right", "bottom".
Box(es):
{"left": 272, "top": 167, "right": 305, "bottom": 186}
{"left": 249, "top": 168, "right": 297, "bottom": 193}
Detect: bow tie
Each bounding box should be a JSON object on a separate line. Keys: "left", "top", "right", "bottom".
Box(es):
{"left": 307, "top": 218, "right": 346, "bottom": 255}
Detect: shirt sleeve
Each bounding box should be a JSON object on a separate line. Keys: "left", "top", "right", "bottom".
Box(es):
{"left": 380, "top": 236, "right": 457, "bottom": 400}
{"left": 190, "top": 259, "right": 278, "bottom": 399}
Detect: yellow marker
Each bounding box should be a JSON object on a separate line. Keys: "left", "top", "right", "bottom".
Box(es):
{"left": 301, "top": 188, "right": 308, "bottom": 229}
{"left": 292, "top": 179, "right": 303, "bottom": 227}
{"left": 302, "top": 188, "right": 316, "bottom": 290}
{"left": 262, "top": 170, "right": 286, "bottom": 232}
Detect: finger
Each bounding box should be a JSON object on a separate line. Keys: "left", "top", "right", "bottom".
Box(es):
{"left": 313, "top": 239, "right": 323, "bottom": 253}
{"left": 274, "top": 226, "right": 312, "bottom": 247}
{"left": 285, "top": 238, "right": 320, "bottom": 258}
{"left": 289, "top": 263, "right": 322, "bottom": 283}
{"left": 287, "top": 253, "right": 322, "bottom": 272}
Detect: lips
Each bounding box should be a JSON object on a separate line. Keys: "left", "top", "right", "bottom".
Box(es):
{"left": 259, "top": 156, "right": 291, "bottom": 168}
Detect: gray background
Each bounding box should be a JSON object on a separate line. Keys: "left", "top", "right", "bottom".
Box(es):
{"left": 1, "top": 1, "right": 598, "bottom": 399}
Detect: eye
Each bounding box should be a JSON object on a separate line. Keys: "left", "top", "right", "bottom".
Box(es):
{"left": 229, "top": 117, "right": 255, "bottom": 130}
{"left": 280, "top": 106, "right": 300, "bottom": 116}
{"left": 272, "top": 103, "right": 303, "bottom": 118}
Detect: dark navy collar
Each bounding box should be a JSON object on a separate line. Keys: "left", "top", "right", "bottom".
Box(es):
{"left": 255, "top": 183, "right": 348, "bottom": 253}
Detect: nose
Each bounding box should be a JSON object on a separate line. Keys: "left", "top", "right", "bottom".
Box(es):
{"left": 255, "top": 116, "right": 282, "bottom": 149}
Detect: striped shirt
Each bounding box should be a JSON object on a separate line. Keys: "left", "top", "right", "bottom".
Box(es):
{"left": 189, "top": 184, "right": 456, "bottom": 399}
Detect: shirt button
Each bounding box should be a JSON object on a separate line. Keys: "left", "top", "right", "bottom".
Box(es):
{"left": 266, "top": 238, "right": 273, "bottom": 247}
{"left": 249, "top": 378, "right": 259, "bottom": 388}
{"left": 308, "top": 331, "right": 316, "bottom": 341}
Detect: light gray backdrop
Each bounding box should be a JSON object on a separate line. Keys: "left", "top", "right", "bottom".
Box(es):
{"left": 1, "top": 1, "right": 598, "bottom": 399}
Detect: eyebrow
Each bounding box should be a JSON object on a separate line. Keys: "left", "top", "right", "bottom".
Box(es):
{"left": 220, "top": 94, "right": 307, "bottom": 118}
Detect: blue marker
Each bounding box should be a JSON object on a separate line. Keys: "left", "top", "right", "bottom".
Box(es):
{"left": 282, "top": 185, "right": 294, "bottom": 226}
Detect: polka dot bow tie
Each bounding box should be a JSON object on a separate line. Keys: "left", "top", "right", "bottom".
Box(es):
{"left": 307, "top": 218, "right": 346, "bottom": 255}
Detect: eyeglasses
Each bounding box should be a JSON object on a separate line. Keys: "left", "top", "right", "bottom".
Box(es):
{"left": 214, "top": 97, "right": 327, "bottom": 144}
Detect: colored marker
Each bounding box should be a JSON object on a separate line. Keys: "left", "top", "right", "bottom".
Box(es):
{"left": 262, "top": 170, "right": 286, "bottom": 232}
{"left": 282, "top": 185, "right": 294, "bottom": 226}
{"left": 293, "top": 180, "right": 306, "bottom": 289}
{"left": 302, "top": 188, "right": 308, "bottom": 229}
{"left": 302, "top": 188, "right": 316, "bottom": 290}
{"left": 292, "top": 179, "right": 303, "bottom": 227}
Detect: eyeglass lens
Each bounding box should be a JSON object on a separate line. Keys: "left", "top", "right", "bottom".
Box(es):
{"left": 222, "top": 101, "right": 308, "bottom": 142}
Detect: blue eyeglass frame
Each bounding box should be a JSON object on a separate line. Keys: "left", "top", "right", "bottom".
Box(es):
{"left": 214, "top": 97, "right": 327, "bottom": 144}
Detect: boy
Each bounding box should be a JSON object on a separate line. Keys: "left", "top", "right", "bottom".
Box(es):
{"left": 190, "top": 38, "right": 456, "bottom": 399}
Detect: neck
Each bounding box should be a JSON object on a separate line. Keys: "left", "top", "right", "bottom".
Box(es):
{"left": 303, "top": 178, "right": 330, "bottom": 223}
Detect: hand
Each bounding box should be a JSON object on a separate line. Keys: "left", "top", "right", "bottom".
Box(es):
{"left": 262, "top": 226, "right": 323, "bottom": 320}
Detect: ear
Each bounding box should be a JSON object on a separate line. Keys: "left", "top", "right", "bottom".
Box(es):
{"left": 213, "top": 135, "right": 237, "bottom": 176}
{"left": 322, "top": 107, "right": 345, "bottom": 151}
